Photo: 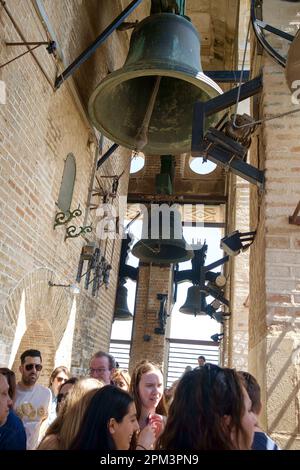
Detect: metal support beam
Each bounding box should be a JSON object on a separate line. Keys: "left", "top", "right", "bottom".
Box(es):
{"left": 96, "top": 143, "right": 119, "bottom": 170}
{"left": 204, "top": 256, "right": 229, "bottom": 273}
{"left": 203, "top": 143, "right": 265, "bottom": 188}
{"left": 191, "top": 75, "right": 264, "bottom": 187}
{"left": 204, "top": 70, "right": 250, "bottom": 83}
{"left": 206, "top": 75, "right": 262, "bottom": 117}
{"left": 54, "top": 0, "right": 144, "bottom": 89}
{"left": 192, "top": 75, "right": 262, "bottom": 154}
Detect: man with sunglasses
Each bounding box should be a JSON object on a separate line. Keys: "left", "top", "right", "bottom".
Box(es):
{"left": 14, "top": 349, "right": 51, "bottom": 450}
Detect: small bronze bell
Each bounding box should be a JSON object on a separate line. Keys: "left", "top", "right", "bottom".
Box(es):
{"left": 179, "top": 285, "right": 207, "bottom": 316}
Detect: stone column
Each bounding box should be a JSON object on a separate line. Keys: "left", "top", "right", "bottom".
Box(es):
{"left": 226, "top": 0, "right": 250, "bottom": 369}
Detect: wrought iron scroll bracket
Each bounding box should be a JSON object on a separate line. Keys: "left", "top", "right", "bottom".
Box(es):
{"left": 64, "top": 225, "right": 92, "bottom": 241}
{"left": 54, "top": 206, "right": 82, "bottom": 229}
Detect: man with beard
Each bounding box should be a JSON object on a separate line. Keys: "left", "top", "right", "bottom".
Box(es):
{"left": 14, "top": 349, "right": 51, "bottom": 449}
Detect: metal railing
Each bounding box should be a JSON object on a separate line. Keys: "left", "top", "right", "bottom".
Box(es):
{"left": 109, "top": 339, "right": 131, "bottom": 369}
{"left": 109, "top": 338, "right": 219, "bottom": 387}
{"left": 165, "top": 338, "right": 219, "bottom": 387}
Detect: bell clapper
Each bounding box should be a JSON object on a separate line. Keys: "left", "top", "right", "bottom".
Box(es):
{"left": 134, "top": 76, "right": 161, "bottom": 151}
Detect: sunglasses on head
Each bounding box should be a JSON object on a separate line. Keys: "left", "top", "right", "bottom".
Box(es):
{"left": 55, "top": 376, "right": 67, "bottom": 383}
{"left": 25, "top": 364, "right": 42, "bottom": 372}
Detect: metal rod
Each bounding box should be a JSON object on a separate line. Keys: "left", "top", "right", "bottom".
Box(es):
{"left": 127, "top": 194, "right": 227, "bottom": 204}
{"left": 54, "top": 0, "right": 144, "bottom": 89}
{"left": 204, "top": 256, "right": 229, "bottom": 273}
{"left": 0, "top": 0, "right": 54, "bottom": 88}
{"left": 0, "top": 44, "right": 41, "bottom": 69}
{"left": 96, "top": 143, "right": 119, "bottom": 170}
{"left": 6, "top": 41, "right": 49, "bottom": 46}
{"left": 251, "top": 0, "right": 287, "bottom": 67}
{"left": 48, "top": 281, "right": 70, "bottom": 288}
{"left": 255, "top": 19, "right": 294, "bottom": 43}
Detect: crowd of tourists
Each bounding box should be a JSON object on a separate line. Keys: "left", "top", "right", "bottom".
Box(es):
{"left": 0, "top": 349, "right": 280, "bottom": 451}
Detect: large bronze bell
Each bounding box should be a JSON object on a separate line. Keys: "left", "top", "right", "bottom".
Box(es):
{"left": 131, "top": 205, "right": 193, "bottom": 264}
{"left": 88, "top": 13, "right": 222, "bottom": 155}
{"left": 114, "top": 284, "right": 133, "bottom": 321}
{"left": 179, "top": 285, "right": 207, "bottom": 316}
{"left": 286, "top": 29, "right": 300, "bottom": 92}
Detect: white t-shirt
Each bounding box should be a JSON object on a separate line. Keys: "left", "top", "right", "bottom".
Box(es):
{"left": 14, "top": 384, "right": 51, "bottom": 450}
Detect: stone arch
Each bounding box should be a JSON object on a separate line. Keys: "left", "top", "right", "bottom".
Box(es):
{"left": 1, "top": 267, "right": 73, "bottom": 386}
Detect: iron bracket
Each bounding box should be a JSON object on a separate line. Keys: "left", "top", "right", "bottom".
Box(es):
{"left": 192, "top": 75, "right": 263, "bottom": 153}
{"left": 0, "top": 40, "right": 56, "bottom": 70}
{"left": 53, "top": 206, "right": 82, "bottom": 229}
{"left": 192, "top": 75, "right": 264, "bottom": 188}
{"left": 96, "top": 143, "right": 119, "bottom": 170}
{"left": 173, "top": 243, "right": 230, "bottom": 310}
{"left": 64, "top": 225, "right": 92, "bottom": 241}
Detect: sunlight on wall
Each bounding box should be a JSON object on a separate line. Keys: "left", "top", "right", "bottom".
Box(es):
{"left": 9, "top": 289, "right": 26, "bottom": 368}
{"left": 55, "top": 297, "right": 77, "bottom": 369}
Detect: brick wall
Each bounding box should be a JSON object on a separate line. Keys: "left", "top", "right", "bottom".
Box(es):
{"left": 249, "top": 1, "right": 300, "bottom": 448}
{"left": 129, "top": 264, "right": 172, "bottom": 370}
{"left": 0, "top": 0, "right": 150, "bottom": 382}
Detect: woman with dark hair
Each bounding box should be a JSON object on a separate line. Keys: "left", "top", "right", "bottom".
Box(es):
{"left": 238, "top": 371, "right": 280, "bottom": 450}
{"left": 0, "top": 368, "right": 16, "bottom": 403}
{"left": 156, "top": 364, "right": 257, "bottom": 450}
{"left": 69, "top": 385, "right": 142, "bottom": 450}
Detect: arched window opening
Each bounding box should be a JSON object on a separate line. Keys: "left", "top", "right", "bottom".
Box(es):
{"left": 130, "top": 152, "right": 145, "bottom": 174}
{"left": 189, "top": 156, "right": 217, "bottom": 175}
{"left": 57, "top": 153, "right": 76, "bottom": 213}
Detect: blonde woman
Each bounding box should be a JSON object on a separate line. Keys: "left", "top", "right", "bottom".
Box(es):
{"left": 112, "top": 369, "right": 131, "bottom": 391}
{"left": 48, "top": 366, "right": 69, "bottom": 424}
{"left": 37, "top": 377, "right": 104, "bottom": 450}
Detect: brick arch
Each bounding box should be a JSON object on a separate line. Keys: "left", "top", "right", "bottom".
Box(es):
{"left": 2, "top": 267, "right": 72, "bottom": 385}
{"left": 11, "top": 320, "right": 55, "bottom": 387}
